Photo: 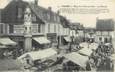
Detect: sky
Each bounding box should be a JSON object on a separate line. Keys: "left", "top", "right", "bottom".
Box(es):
{"left": 0, "top": 0, "right": 115, "bottom": 28}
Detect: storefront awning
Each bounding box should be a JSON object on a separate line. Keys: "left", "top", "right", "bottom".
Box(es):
{"left": 33, "top": 37, "right": 51, "bottom": 44}
{"left": 64, "top": 52, "right": 88, "bottom": 68}
{"left": 79, "top": 48, "right": 93, "bottom": 56}
{"left": 0, "top": 38, "right": 17, "bottom": 46}
{"left": 18, "top": 48, "right": 57, "bottom": 61}
{"left": 64, "top": 37, "right": 71, "bottom": 42}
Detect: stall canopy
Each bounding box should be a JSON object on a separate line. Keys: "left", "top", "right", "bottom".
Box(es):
{"left": 79, "top": 42, "right": 89, "bottom": 48}
{"left": 64, "top": 36, "right": 71, "bottom": 42}
{"left": 33, "top": 37, "right": 51, "bottom": 44}
{"left": 105, "top": 43, "right": 111, "bottom": 46}
{"left": 78, "top": 48, "right": 93, "bottom": 56}
{"left": 89, "top": 43, "right": 98, "bottom": 50}
{"left": 0, "top": 37, "right": 17, "bottom": 46}
{"left": 0, "top": 45, "right": 7, "bottom": 49}
{"left": 64, "top": 52, "right": 88, "bottom": 68}
{"left": 18, "top": 48, "right": 57, "bottom": 61}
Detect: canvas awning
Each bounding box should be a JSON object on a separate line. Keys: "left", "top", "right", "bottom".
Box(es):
{"left": 64, "top": 37, "right": 71, "bottom": 42}
{"left": 79, "top": 48, "right": 93, "bottom": 56}
{"left": 0, "top": 38, "right": 17, "bottom": 46}
{"left": 105, "top": 43, "right": 111, "bottom": 46}
{"left": 33, "top": 37, "right": 51, "bottom": 44}
{"left": 64, "top": 52, "right": 88, "bottom": 68}
{"left": 89, "top": 43, "right": 98, "bottom": 50}
{"left": 18, "top": 48, "right": 57, "bottom": 61}
{"left": 79, "top": 42, "right": 88, "bottom": 48}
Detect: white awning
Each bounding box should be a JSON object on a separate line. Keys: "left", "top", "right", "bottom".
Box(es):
{"left": 79, "top": 42, "right": 89, "bottom": 48}
{"left": 64, "top": 37, "right": 71, "bottom": 42}
{"left": 105, "top": 43, "right": 111, "bottom": 46}
{"left": 64, "top": 52, "right": 88, "bottom": 68}
{"left": 33, "top": 37, "right": 51, "bottom": 44}
{"left": 18, "top": 48, "right": 57, "bottom": 61}
{"left": 0, "top": 38, "right": 17, "bottom": 45}
{"left": 89, "top": 43, "right": 98, "bottom": 50}
{"left": 79, "top": 48, "right": 93, "bottom": 56}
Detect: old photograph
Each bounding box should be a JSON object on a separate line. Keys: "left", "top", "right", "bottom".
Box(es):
{"left": 0, "top": 0, "right": 115, "bottom": 72}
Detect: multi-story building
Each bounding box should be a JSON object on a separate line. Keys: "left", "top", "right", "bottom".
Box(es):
{"left": 95, "top": 18, "right": 114, "bottom": 43}
{"left": 0, "top": 0, "right": 74, "bottom": 53}
{"left": 0, "top": 0, "right": 61, "bottom": 52}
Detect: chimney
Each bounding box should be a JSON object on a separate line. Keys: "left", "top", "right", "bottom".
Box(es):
{"left": 48, "top": 7, "right": 52, "bottom": 11}
{"left": 35, "top": 0, "right": 38, "bottom": 5}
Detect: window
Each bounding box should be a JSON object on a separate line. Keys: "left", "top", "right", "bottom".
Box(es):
{"left": 54, "top": 25, "right": 56, "bottom": 33}
{"left": 0, "top": 24, "right": 3, "bottom": 34}
{"left": 99, "top": 37, "right": 102, "bottom": 41}
{"left": 38, "top": 24, "right": 41, "bottom": 33}
{"left": 47, "top": 13, "right": 50, "bottom": 20}
{"left": 32, "top": 14, "right": 36, "bottom": 22}
{"left": 48, "top": 24, "right": 50, "bottom": 32}
{"left": 9, "top": 25, "right": 14, "bottom": 33}
{"left": 25, "top": 27, "right": 27, "bottom": 30}
{"left": 17, "top": 7, "right": 23, "bottom": 19}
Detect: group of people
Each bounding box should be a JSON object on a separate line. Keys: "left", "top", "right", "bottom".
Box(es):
{"left": 88, "top": 42, "right": 114, "bottom": 71}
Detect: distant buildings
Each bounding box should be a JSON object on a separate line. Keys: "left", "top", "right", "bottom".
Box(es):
{"left": 95, "top": 18, "right": 114, "bottom": 43}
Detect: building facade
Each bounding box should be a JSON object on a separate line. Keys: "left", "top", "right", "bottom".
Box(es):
{"left": 95, "top": 18, "right": 114, "bottom": 43}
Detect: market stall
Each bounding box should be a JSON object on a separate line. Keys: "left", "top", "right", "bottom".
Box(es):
{"left": 63, "top": 52, "right": 89, "bottom": 70}
{"left": 78, "top": 47, "right": 93, "bottom": 56}
{"left": 89, "top": 43, "right": 98, "bottom": 50}
{"left": 79, "top": 42, "right": 89, "bottom": 48}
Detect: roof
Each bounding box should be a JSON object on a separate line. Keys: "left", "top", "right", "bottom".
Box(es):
{"left": 1, "top": 0, "right": 28, "bottom": 24}
{"left": 96, "top": 19, "right": 114, "bottom": 31}
{"left": 69, "top": 22, "right": 84, "bottom": 30}
{"left": 18, "top": 48, "right": 57, "bottom": 61}
{"left": 64, "top": 52, "right": 88, "bottom": 68}
{"left": 79, "top": 47, "right": 93, "bottom": 56}
{"left": 0, "top": 0, "right": 12, "bottom": 9}
{"left": 29, "top": 3, "right": 61, "bottom": 24}
{"left": 60, "top": 16, "right": 70, "bottom": 28}
{"left": 1, "top": 0, "right": 61, "bottom": 24}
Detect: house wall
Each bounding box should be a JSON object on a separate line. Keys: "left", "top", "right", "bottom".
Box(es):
{"left": 95, "top": 31, "right": 113, "bottom": 43}
{"left": 6, "top": 23, "right": 44, "bottom": 35}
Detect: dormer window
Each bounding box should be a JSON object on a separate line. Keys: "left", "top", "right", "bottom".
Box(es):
{"left": 17, "top": 7, "right": 23, "bottom": 19}
{"left": 32, "top": 14, "right": 37, "bottom": 22}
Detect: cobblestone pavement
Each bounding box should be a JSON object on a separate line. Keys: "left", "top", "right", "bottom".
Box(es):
{"left": 0, "top": 58, "right": 22, "bottom": 71}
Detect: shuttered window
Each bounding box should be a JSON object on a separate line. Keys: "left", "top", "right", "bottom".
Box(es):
{"left": 9, "top": 25, "right": 14, "bottom": 33}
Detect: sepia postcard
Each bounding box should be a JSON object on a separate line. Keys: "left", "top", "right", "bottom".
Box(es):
{"left": 0, "top": 0, "right": 115, "bottom": 72}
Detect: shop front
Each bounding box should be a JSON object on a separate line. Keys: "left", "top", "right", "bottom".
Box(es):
{"left": 47, "top": 33, "right": 57, "bottom": 47}
{"left": 32, "top": 36, "right": 51, "bottom": 50}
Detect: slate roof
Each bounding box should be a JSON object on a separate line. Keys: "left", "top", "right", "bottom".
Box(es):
{"left": 1, "top": 0, "right": 61, "bottom": 24}
{"left": 29, "top": 3, "right": 61, "bottom": 24}
{"left": 96, "top": 19, "right": 114, "bottom": 31}
{"left": 69, "top": 22, "right": 84, "bottom": 30}
{"left": 60, "top": 16, "right": 70, "bottom": 28}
